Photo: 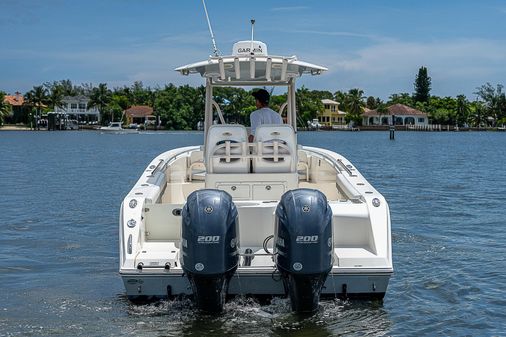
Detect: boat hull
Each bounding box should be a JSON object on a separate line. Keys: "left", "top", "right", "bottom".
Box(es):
{"left": 119, "top": 144, "right": 393, "bottom": 307}
{"left": 120, "top": 269, "right": 392, "bottom": 301}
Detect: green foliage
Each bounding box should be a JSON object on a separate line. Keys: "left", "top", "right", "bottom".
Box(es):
{"left": 469, "top": 101, "right": 487, "bottom": 127}
{"left": 296, "top": 86, "right": 324, "bottom": 126}
{"left": 6, "top": 76, "right": 506, "bottom": 129}
{"left": 474, "top": 83, "right": 506, "bottom": 126}
{"left": 0, "top": 91, "right": 12, "bottom": 125}
{"left": 333, "top": 90, "right": 346, "bottom": 104}
{"left": 88, "top": 83, "right": 112, "bottom": 123}
{"left": 413, "top": 66, "right": 431, "bottom": 103}
{"left": 214, "top": 87, "right": 255, "bottom": 124}
{"left": 343, "top": 88, "right": 365, "bottom": 126}
{"left": 44, "top": 81, "right": 65, "bottom": 110}
{"left": 24, "top": 86, "right": 49, "bottom": 129}
{"left": 455, "top": 95, "right": 470, "bottom": 126}
{"left": 388, "top": 93, "right": 414, "bottom": 106}
{"left": 428, "top": 96, "right": 456, "bottom": 125}
{"left": 366, "top": 96, "right": 381, "bottom": 109}
{"left": 376, "top": 102, "right": 389, "bottom": 115}
{"left": 155, "top": 84, "right": 204, "bottom": 130}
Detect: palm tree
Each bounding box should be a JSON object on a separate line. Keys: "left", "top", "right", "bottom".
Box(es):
{"left": 376, "top": 101, "right": 389, "bottom": 126}
{"left": 148, "top": 89, "right": 160, "bottom": 130}
{"left": 470, "top": 101, "right": 486, "bottom": 128}
{"left": 455, "top": 95, "right": 470, "bottom": 127}
{"left": 45, "top": 82, "right": 65, "bottom": 111}
{"left": 0, "top": 92, "right": 11, "bottom": 126}
{"left": 344, "top": 88, "right": 365, "bottom": 126}
{"left": 60, "top": 79, "right": 77, "bottom": 96}
{"left": 25, "top": 86, "right": 49, "bottom": 130}
{"left": 88, "top": 83, "right": 112, "bottom": 124}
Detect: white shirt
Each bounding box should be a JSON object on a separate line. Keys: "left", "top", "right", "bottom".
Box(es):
{"left": 250, "top": 107, "right": 283, "bottom": 135}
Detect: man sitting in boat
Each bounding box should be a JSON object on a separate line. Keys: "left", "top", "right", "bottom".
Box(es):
{"left": 249, "top": 89, "right": 283, "bottom": 142}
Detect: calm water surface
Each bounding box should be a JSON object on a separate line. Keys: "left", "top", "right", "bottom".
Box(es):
{"left": 1, "top": 130, "right": 505, "bottom": 336}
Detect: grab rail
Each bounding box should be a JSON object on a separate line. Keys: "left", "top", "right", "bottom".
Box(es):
{"left": 304, "top": 148, "right": 357, "bottom": 177}
{"left": 336, "top": 173, "right": 363, "bottom": 201}
{"left": 336, "top": 159, "right": 356, "bottom": 177}
{"left": 147, "top": 159, "right": 165, "bottom": 177}
{"left": 149, "top": 146, "right": 201, "bottom": 178}
{"left": 211, "top": 100, "right": 225, "bottom": 124}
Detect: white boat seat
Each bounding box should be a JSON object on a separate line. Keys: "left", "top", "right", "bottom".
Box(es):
{"left": 205, "top": 124, "right": 249, "bottom": 173}
{"left": 297, "top": 150, "right": 309, "bottom": 181}
{"left": 253, "top": 124, "right": 297, "bottom": 173}
{"left": 188, "top": 150, "right": 205, "bottom": 181}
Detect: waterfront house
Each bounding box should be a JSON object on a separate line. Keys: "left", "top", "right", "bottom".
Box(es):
{"left": 362, "top": 103, "right": 428, "bottom": 126}
{"left": 3, "top": 92, "right": 25, "bottom": 123}
{"left": 54, "top": 95, "right": 100, "bottom": 123}
{"left": 124, "top": 105, "right": 156, "bottom": 126}
{"left": 3, "top": 92, "right": 24, "bottom": 107}
{"left": 319, "top": 99, "right": 347, "bottom": 127}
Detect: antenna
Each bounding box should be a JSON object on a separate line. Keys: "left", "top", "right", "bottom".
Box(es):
{"left": 202, "top": 0, "right": 219, "bottom": 56}
{"left": 250, "top": 19, "right": 255, "bottom": 55}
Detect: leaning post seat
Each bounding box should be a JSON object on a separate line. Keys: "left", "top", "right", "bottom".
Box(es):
{"left": 205, "top": 124, "right": 249, "bottom": 173}
{"left": 253, "top": 124, "right": 297, "bottom": 173}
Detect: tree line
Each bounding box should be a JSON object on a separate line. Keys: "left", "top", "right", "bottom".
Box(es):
{"left": 1, "top": 68, "right": 505, "bottom": 128}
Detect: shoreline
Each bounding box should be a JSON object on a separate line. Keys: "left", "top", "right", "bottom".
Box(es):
{"left": 1, "top": 125, "right": 504, "bottom": 132}
{"left": 0, "top": 125, "right": 32, "bottom": 131}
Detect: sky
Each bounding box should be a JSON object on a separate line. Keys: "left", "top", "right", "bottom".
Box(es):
{"left": 1, "top": 0, "right": 506, "bottom": 100}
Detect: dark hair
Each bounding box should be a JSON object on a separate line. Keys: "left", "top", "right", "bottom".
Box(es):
{"left": 252, "top": 89, "right": 270, "bottom": 104}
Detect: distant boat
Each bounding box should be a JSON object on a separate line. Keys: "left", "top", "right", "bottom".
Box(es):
{"left": 307, "top": 118, "right": 321, "bottom": 130}
{"left": 99, "top": 122, "right": 138, "bottom": 134}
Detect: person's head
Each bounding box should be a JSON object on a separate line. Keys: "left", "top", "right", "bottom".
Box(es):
{"left": 252, "top": 89, "right": 270, "bottom": 108}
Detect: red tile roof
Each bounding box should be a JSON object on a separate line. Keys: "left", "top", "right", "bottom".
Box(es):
{"left": 3, "top": 94, "right": 24, "bottom": 106}
{"left": 363, "top": 103, "right": 426, "bottom": 116}
{"left": 124, "top": 105, "right": 154, "bottom": 117}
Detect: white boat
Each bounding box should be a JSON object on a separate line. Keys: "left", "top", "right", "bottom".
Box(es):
{"left": 119, "top": 40, "right": 393, "bottom": 313}
{"left": 99, "top": 122, "right": 138, "bottom": 133}
{"left": 307, "top": 118, "right": 321, "bottom": 130}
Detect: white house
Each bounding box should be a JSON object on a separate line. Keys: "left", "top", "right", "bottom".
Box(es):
{"left": 54, "top": 95, "right": 100, "bottom": 123}
{"left": 362, "top": 103, "right": 428, "bottom": 126}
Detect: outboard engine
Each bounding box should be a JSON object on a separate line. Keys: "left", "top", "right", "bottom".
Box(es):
{"left": 275, "top": 189, "right": 333, "bottom": 313}
{"left": 181, "top": 189, "right": 239, "bottom": 313}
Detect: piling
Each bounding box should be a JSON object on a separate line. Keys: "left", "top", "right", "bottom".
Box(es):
{"left": 389, "top": 114, "right": 395, "bottom": 140}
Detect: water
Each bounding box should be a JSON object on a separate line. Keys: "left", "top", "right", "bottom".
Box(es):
{"left": 1, "top": 130, "right": 505, "bottom": 336}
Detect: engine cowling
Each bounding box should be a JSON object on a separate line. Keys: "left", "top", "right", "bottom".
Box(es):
{"left": 181, "top": 189, "right": 239, "bottom": 313}
{"left": 275, "top": 188, "right": 333, "bottom": 313}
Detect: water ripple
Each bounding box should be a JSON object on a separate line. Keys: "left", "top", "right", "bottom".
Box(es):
{"left": 1, "top": 131, "right": 506, "bottom": 336}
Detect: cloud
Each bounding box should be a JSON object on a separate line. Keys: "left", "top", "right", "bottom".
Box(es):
{"left": 0, "top": 39, "right": 208, "bottom": 92}
{"left": 313, "top": 38, "right": 506, "bottom": 98}
{"left": 3, "top": 28, "right": 506, "bottom": 101}
{"left": 279, "top": 29, "right": 389, "bottom": 43}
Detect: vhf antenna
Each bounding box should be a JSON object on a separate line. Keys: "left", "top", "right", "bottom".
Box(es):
{"left": 250, "top": 19, "right": 255, "bottom": 55}
{"left": 202, "top": 0, "right": 219, "bottom": 56}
